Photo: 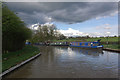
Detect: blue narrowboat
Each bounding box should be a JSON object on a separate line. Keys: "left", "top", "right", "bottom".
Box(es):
{"left": 70, "top": 41, "right": 103, "bottom": 49}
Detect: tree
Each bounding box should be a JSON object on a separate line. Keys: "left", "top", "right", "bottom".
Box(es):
{"left": 2, "top": 4, "right": 32, "bottom": 53}
{"left": 30, "top": 24, "right": 65, "bottom": 43}
{"left": 59, "top": 34, "right": 66, "bottom": 40}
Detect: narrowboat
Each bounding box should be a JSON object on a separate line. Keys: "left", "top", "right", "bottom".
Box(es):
{"left": 70, "top": 40, "right": 103, "bottom": 49}
{"left": 50, "top": 42, "right": 69, "bottom": 46}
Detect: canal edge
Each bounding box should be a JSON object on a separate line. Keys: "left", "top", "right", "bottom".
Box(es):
{"left": 0, "top": 53, "right": 41, "bottom": 77}
{"left": 103, "top": 48, "right": 120, "bottom": 53}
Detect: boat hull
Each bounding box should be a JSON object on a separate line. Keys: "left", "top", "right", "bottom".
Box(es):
{"left": 70, "top": 45, "right": 103, "bottom": 49}
{"left": 70, "top": 42, "right": 103, "bottom": 49}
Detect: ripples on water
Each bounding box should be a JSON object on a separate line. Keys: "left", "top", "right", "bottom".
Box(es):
{"left": 5, "top": 46, "right": 119, "bottom": 78}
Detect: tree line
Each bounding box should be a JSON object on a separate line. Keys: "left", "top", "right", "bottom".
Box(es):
{"left": 2, "top": 4, "right": 32, "bottom": 53}
{"left": 30, "top": 24, "right": 66, "bottom": 43}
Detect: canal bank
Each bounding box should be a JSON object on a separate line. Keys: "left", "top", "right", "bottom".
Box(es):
{"left": 103, "top": 48, "right": 120, "bottom": 53}
{"left": 2, "top": 45, "right": 41, "bottom": 77}
{"left": 1, "top": 53, "right": 41, "bottom": 77}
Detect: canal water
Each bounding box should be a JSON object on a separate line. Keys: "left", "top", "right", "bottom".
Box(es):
{"left": 5, "top": 46, "right": 118, "bottom": 78}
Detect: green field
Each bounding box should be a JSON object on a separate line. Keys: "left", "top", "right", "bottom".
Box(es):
{"left": 53, "top": 38, "right": 82, "bottom": 42}
{"left": 86, "top": 37, "right": 119, "bottom": 42}
{"left": 2, "top": 45, "right": 40, "bottom": 72}
{"left": 53, "top": 37, "right": 119, "bottom": 42}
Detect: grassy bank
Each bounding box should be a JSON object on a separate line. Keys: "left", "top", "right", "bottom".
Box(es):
{"left": 103, "top": 44, "right": 120, "bottom": 50}
{"left": 2, "top": 45, "right": 40, "bottom": 72}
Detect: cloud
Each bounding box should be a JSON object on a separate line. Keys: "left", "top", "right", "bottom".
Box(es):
{"left": 95, "top": 24, "right": 118, "bottom": 36}
{"left": 106, "top": 32, "right": 111, "bottom": 34}
{"left": 59, "top": 28, "right": 84, "bottom": 37}
{"left": 29, "top": 22, "right": 54, "bottom": 30}
{"left": 96, "top": 24, "right": 111, "bottom": 29}
{"left": 29, "top": 23, "right": 40, "bottom": 30}
{"left": 104, "top": 27, "right": 111, "bottom": 29}
{"left": 59, "top": 28, "right": 106, "bottom": 37}
{"left": 59, "top": 26, "right": 118, "bottom": 37}
{"left": 6, "top": 2, "right": 118, "bottom": 25}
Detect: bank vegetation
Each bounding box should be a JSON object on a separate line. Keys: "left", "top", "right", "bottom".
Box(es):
{"left": 2, "top": 4, "right": 32, "bottom": 53}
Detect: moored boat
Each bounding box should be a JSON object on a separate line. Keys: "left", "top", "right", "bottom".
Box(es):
{"left": 50, "top": 42, "right": 69, "bottom": 46}
{"left": 70, "top": 40, "right": 103, "bottom": 49}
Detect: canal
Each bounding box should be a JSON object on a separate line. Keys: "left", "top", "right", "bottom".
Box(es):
{"left": 5, "top": 46, "right": 118, "bottom": 78}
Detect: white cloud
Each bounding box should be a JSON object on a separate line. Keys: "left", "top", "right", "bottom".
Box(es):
{"left": 104, "top": 23, "right": 110, "bottom": 26}
{"left": 59, "top": 28, "right": 84, "bottom": 37}
{"left": 110, "top": 11, "right": 118, "bottom": 16}
{"left": 59, "top": 27, "right": 118, "bottom": 37}
{"left": 96, "top": 17, "right": 101, "bottom": 20}
{"left": 106, "top": 32, "right": 111, "bottom": 34}
{"left": 96, "top": 24, "right": 111, "bottom": 29}
{"left": 95, "top": 24, "right": 118, "bottom": 36}
{"left": 104, "top": 27, "right": 111, "bottom": 29}
{"left": 29, "top": 23, "right": 54, "bottom": 30}
{"left": 29, "top": 23, "right": 40, "bottom": 30}
{"left": 41, "top": 22, "right": 54, "bottom": 27}
{"left": 59, "top": 28, "right": 102, "bottom": 37}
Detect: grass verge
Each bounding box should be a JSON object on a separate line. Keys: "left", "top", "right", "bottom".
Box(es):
{"left": 103, "top": 44, "right": 120, "bottom": 50}
{"left": 2, "top": 45, "right": 40, "bottom": 72}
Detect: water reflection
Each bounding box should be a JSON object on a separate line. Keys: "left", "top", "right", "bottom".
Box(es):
{"left": 70, "top": 47, "right": 104, "bottom": 57}
{"left": 5, "top": 46, "right": 118, "bottom": 78}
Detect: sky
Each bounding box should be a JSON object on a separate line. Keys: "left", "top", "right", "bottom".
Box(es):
{"left": 6, "top": 2, "right": 118, "bottom": 37}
